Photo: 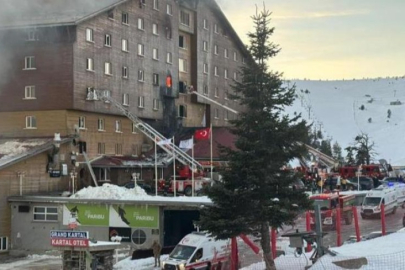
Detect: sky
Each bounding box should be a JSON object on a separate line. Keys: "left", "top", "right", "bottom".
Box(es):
{"left": 219, "top": 0, "right": 405, "bottom": 80}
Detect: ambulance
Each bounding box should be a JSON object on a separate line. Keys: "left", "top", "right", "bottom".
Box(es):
{"left": 161, "top": 232, "right": 230, "bottom": 270}
{"left": 361, "top": 185, "right": 398, "bottom": 219}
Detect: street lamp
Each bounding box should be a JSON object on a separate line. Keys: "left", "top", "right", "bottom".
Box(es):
{"left": 70, "top": 170, "right": 78, "bottom": 194}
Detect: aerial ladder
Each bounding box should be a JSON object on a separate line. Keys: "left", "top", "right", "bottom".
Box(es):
{"left": 188, "top": 87, "right": 339, "bottom": 169}
{"left": 87, "top": 89, "right": 203, "bottom": 170}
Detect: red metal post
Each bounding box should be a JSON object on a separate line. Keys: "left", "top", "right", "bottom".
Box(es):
{"left": 305, "top": 211, "right": 312, "bottom": 252}
{"left": 336, "top": 207, "right": 342, "bottom": 246}
{"left": 271, "top": 228, "right": 277, "bottom": 259}
{"left": 230, "top": 237, "right": 239, "bottom": 270}
{"left": 381, "top": 203, "right": 386, "bottom": 236}
{"left": 239, "top": 234, "right": 260, "bottom": 254}
{"left": 352, "top": 205, "right": 361, "bottom": 242}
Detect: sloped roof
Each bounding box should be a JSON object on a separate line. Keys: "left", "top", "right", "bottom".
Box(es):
{"left": 0, "top": 0, "right": 126, "bottom": 29}
{"left": 0, "top": 137, "right": 72, "bottom": 169}
{"left": 91, "top": 152, "right": 172, "bottom": 168}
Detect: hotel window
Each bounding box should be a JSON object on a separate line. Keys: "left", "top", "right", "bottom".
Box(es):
{"left": 179, "top": 35, "right": 186, "bottom": 49}
{"left": 122, "top": 39, "right": 128, "bottom": 52}
{"left": 214, "top": 87, "right": 219, "bottom": 97}
{"left": 115, "top": 120, "right": 122, "bottom": 132}
{"left": 122, "top": 12, "right": 129, "bottom": 24}
{"left": 203, "top": 19, "right": 208, "bottom": 30}
{"left": 104, "top": 34, "right": 111, "bottom": 47}
{"left": 132, "top": 123, "right": 137, "bottom": 134}
{"left": 24, "top": 86, "right": 36, "bottom": 99}
{"left": 180, "top": 10, "right": 190, "bottom": 26}
{"left": 153, "top": 0, "right": 159, "bottom": 10}
{"left": 214, "top": 108, "right": 219, "bottom": 119}
{"left": 152, "top": 48, "right": 159, "bottom": 60}
{"left": 27, "top": 30, "right": 38, "bottom": 41}
{"left": 25, "top": 116, "right": 36, "bottom": 129}
{"left": 33, "top": 206, "right": 58, "bottom": 221}
{"left": 153, "top": 99, "right": 160, "bottom": 110}
{"left": 166, "top": 4, "right": 172, "bottom": 15}
{"left": 138, "top": 96, "right": 145, "bottom": 108}
{"left": 203, "top": 63, "right": 208, "bottom": 74}
{"left": 138, "top": 18, "right": 144, "bottom": 30}
{"left": 178, "top": 105, "right": 187, "bottom": 118}
{"left": 153, "top": 73, "right": 159, "bottom": 86}
{"left": 139, "top": 0, "right": 146, "bottom": 5}
{"left": 234, "top": 51, "right": 238, "bottom": 61}
{"left": 138, "top": 69, "right": 145, "bottom": 81}
{"left": 233, "top": 72, "right": 237, "bottom": 80}
{"left": 214, "top": 23, "right": 218, "bottom": 33}
{"left": 78, "top": 116, "right": 86, "bottom": 129}
{"left": 107, "top": 10, "right": 114, "bottom": 19}
{"left": 98, "top": 118, "right": 105, "bottom": 131}
{"left": 0, "top": 237, "right": 8, "bottom": 251}
{"left": 123, "top": 93, "right": 129, "bottom": 106}
{"left": 138, "top": 44, "right": 144, "bottom": 56}
{"left": 214, "top": 45, "right": 218, "bottom": 55}
{"left": 179, "top": 58, "right": 187, "bottom": 72}
{"left": 24, "top": 56, "right": 35, "bottom": 69}
{"left": 214, "top": 66, "right": 218, "bottom": 76}
{"left": 86, "top": 28, "right": 93, "bottom": 42}
{"left": 104, "top": 62, "right": 112, "bottom": 75}
{"left": 165, "top": 26, "right": 172, "bottom": 39}
{"left": 86, "top": 58, "right": 94, "bottom": 71}
{"left": 242, "top": 57, "right": 246, "bottom": 64}
{"left": 203, "top": 85, "right": 208, "bottom": 95}
{"left": 103, "top": 90, "right": 111, "bottom": 102}
{"left": 115, "top": 144, "right": 123, "bottom": 155}
{"left": 203, "top": 41, "right": 208, "bottom": 52}
{"left": 152, "top": 23, "right": 159, "bottom": 35}
{"left": 122, "top": 66, "right": 128, "bottom": 78}
{"left": 166, "top": 52, "right": 172, "bottom": 64}
{"left": 98, "top": 143, "right": 106, "bottom": 154}
{"left": 224, "top": 48, "right": 228, "bottom": 58}
{"left": 224, "top": 69, "right": 228, "bottom": 79}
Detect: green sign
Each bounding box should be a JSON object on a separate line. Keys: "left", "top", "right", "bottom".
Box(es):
{"left": 66, "top": 204, "right": 109, "bottom": 226}
{"left": 112, "top": 205, "right": 159, "bottom": 228}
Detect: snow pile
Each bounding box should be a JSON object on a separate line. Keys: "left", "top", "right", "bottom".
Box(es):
{"left": 71, "top": 184, "right": 212, "bottom": 203}
{"left": 114, "top": 255, "right": 169, "bottom": 270}
{"left": 71, "top": 184, "right": 148, "bottom": 199}
{"left": 0, "top": 140, "right": 45, "bottom": 160}
{"left": 27, "top": 254, "right": 61, "bottom": 260}
{"left": 286, "top": 78, "right": 405, "bottom": 165}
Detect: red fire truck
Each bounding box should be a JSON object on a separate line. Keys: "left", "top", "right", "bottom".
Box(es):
{"left": 338, "top": 164, "right": 387, "bottom": 179}
{"left": 158, "top": 165, "right": 212, "bottom": 196}
{"left": 309, "top": 193, "right": 356, "bottom": 230}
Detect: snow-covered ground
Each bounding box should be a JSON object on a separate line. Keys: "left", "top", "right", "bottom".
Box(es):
{"left": 286, "top": 78, "right": 405, "bottom": 166}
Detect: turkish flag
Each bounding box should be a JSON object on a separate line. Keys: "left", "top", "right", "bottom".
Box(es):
{"left": 194, "top": 128, "right": 211, "bottom": 140}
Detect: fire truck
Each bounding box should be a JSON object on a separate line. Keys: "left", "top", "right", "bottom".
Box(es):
{"left": 158, "top": 165, "right": 212, "bottom": 196}
{"left": 338, "top": 164, "right": 388, "bottom": 179}
{"left": 309, "top": 193, "right": 356, "bottom": 230}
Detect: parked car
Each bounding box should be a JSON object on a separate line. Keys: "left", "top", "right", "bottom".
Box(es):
{"left": 120, "top": 181, "right": 154, "bottom": 194}
{"left": 348, "top": 176, "right": 374, "bottom": 190}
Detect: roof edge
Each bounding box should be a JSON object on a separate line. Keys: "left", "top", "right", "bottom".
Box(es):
{"left": 75, "top": 0, "right": 129, "bottom": 25}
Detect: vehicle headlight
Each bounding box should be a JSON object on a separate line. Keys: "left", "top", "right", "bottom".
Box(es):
{"left": 161, "top": 262, "right": 165, "bottom": 268}
{"left": 178, "top": 264, "right": 185, "bottom": 270}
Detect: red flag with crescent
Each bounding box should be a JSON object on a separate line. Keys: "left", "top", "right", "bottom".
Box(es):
{"left": 194, "top": 128, "right": 211, "bottom": 140}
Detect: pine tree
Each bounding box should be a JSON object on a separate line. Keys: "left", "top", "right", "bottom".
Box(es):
{"left": 198, "top": 9, "right": 311, "bottom": 270}
{"left": 332, "top": 141, "right": 343, "bottom": 162}
{"left": 353, "top": 133, "right": 376, "bottom": 165}
{"left": 345, "top": 146, "right": 356, "bottom": 165}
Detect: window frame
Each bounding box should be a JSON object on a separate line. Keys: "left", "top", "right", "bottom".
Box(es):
{"left": 137, "top": 18, "right": 145, "bottom": 30}
{"left": 24, "top": 85, "right": 36, "bottom": 99}
{"left": 214, "top": 66, "right": 218, "bottom": 76}
{"left": 153, "top": 73, "right": 159, "bottom": 86}
{"left": 122, "top": 12, "right": 129, "bottom": 25}
{"left": 214, "top": 23, "right": 218, "bottom": 34}
{"left": 214, "top": 108, "right": 219, "bottom": 119}
{"left": 203, "top": 85, "right": 208, "bottom": 96}
{"left": 78, "top": 116, "right": 86, "bottom": 129}
{"left": 115, "top": 120, "right": 122, "bottom": 133}
{"left": 224, "top": 48, "right": 229, "bottom": 58}
{"left": 203, "top": 63, "right": 208, "bottom": 74}
{"left": 122, "top": 39, "right": 128, "bottom": 52}
{"left": 115, "top": 143, "right": 123, "bottom": 155}
{"left": 178, "top": 105, "right": 187, "bottom": 118}
{"left": 153, "top": 0, "right": 159, "bottom": 10}
{"left": 98, "top": 142, "right": 106, "bottom": 154}
{"left": 180, "top": 10, "right": 190, "bottom": 26}
{"left": 98, "top": 118, "right": 105, "bottom": 131}
{"left": 86, "top": 28, "right": 94, "bottom": 42}
{"left": 152, "top": 23, "right": 159, "bottom": 35}
{"left": 152, "top": 48, "right": 159, "bottom": 60}
{"left": 179, "top": 35, "right": 187, "bottom": 49}
{"left": 166, "top": 52, "right": 172, "bottom": 64}
{"left": 86, "top": 58, "right": 94, "bottom": 71}
{"left": 153, "top": 99, "right": 160, "bottom": 110}
{"left": 214, "top": 87, "right": 219, "bottom": 98}
{"left": 214, "top": 45, "right": 218, "bottom": 55}
{"left": 123, "top": 93, "right": 129, "bottom": 106}
{"left": 166, "top": 4, "right": 173, "bottom": 15}
{"left": 179, "top": 58, "right": 187, "bottom": 73}
{"left": 0, "top": 237, "right": 8, "bottom": 252}
{"left": 138, "top": 69, "right": 145, "bottom": 82}
{"left": 33, "top": 206, "right": 58, "bottom": 222}
{"left": 104, "top": 34, "right": 112, "bottom": 47}
{"left": 203, "top": 19, "right": 208, "bottom": 30}
{"left": 122, "top": 66, "right": 128, "bottom": 78}
{"left": 138, "top": 96, "right": 145, "bottom": 108}
{"left": 137, "top": 43, "right": 145, "bottom": 56}
{"left": 233, "top": 51, "right": 238, "bottom": 61}
{"left": 224, "top": 69, "right": 228, "bottom": 79}
{"left": 25, "top": 116, "right": 37, "bottom": 129}
{"left": 24, "top": 56, "right": 36, "bottom": 70}
{"left": 203, "top": 41, "right": 208, "bottom": 52}
{"left": 104, "top": 62, "right": 112, "bottom": 75}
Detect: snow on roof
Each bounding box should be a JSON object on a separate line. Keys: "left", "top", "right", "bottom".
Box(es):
{"left": 0, "top": 138, "right": 57, "bottom": 169}
{"left": 70, "top": 184, "right": 212, "bottom": 204}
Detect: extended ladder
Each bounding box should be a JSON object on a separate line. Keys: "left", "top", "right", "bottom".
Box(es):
{"left": 91, "top": 90, "right": 202, "bottom": 170}
{"left": 82, "top": 151, "right": 99, "bottom": 187}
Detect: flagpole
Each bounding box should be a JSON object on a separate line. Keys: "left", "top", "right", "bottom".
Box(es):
{"left": 210, "top": 123, "right": 213, "bottom": 179}
{"left": 155, "top": 136, "right": 158, "bottom": 196}
{"left": 192, "top": 135, "right": 195, "bottom": 197}
{"left": 173, "top": 136, "right": 176, "bottom": 197}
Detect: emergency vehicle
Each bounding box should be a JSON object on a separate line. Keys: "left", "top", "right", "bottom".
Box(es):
{"left": 161, "top": 232, "right": 230, "bottom": 270}
{"left": 309, "top": 193, "right": 355, "bottom": 230}
{"left": 361, "top": 185, "right": 398, "bottom": 218}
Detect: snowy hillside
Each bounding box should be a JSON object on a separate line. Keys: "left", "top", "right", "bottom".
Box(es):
{"left": 285, "top": 77, "right": 405, "bottom": 166}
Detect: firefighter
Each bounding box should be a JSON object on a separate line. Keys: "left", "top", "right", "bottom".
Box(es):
{"left": 341, "top": 176, "right": 347, "bottom": 191}
{"left": 317, "top": 177, "right": 323, "bottom": 193}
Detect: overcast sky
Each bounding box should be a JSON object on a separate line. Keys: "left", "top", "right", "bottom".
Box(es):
{"left": 219, "top": 0, "right": 405, "bottom": 80}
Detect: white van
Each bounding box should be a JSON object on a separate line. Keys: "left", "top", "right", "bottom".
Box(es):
{"left": 361, "top": 186, "right": 398, "bottom": 218}
{"left": 161, "top": 232, "right": 230, "bottom": 270}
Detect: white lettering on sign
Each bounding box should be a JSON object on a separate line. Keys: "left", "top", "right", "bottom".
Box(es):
{"left": 135, "top": 216, "right": 154, "bottom": 221}
{"left": 86, "top": 214, "right": 105, "bottom": 219}
{"left": 51, "top": 238, "right": 89, "bottom": 247}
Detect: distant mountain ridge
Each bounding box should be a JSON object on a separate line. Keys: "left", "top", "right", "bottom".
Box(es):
{"left": 284, "top": 77, "right": 405, "bottom": 166}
